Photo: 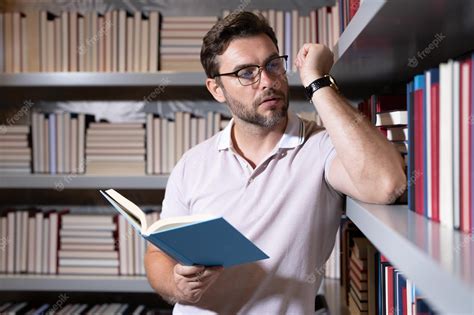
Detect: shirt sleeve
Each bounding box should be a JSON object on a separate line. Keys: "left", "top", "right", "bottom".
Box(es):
{"left": 319, "top": 130, "right": 344, "bottom": 198}
{"left": 160, "top": 156, "right": 190, "bottom": 220}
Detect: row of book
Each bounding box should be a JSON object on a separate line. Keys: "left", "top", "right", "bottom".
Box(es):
{"left": 0, "top": 125, "right": 31, "bottom": 174}
{"left": 0, "top": 302, "right": 171, "bottom": 315}
{"left": 0, "top": 208, "right": 159, "bottom": 276}
{"left": 1, "top": 110, "right": 230, "bottom": 175}
{"left": 0, "top": 4, "right": 341, "bottom": 74}
{"left": 340, "top": 220, "right": 436, "bottom": 315}
{"left": 406, "top": 53, "right": 474, "bottom": 232}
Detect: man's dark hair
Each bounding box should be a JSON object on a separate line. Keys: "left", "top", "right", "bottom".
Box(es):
{"left": 200, "top": 11, "right": 278, "bottom": 79}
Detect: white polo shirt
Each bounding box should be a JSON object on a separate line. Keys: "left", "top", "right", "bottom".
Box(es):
{"left": 161, "top": 110, "right": 343, "bottom": 315}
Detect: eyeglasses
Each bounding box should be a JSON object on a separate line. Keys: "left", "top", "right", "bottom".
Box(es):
{"left": 213, "top": 55, "right": 288, "bottom": 86}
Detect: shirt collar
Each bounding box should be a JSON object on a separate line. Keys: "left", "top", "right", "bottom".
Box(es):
{"left": 217, "top": 110, "right": 305, "bottom": 151}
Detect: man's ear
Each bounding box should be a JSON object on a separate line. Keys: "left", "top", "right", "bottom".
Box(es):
{"left": 206, "top": 78, "right": 226, "bottom": 103}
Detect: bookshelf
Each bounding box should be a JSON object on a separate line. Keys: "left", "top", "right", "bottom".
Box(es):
{"left": 346, "top": 197, "right": 474, "bottom": 314}
{"left": 0, "top": 275, "right": 153, "bottom": 293}
{"left": 331, "top": 0, "right": 474, "bottom": 98}
{"left": 0, "top": 174, "right": 168, "bottom": 189}
{"left": 0, "top": 72, "right": 304, "bottom": 87}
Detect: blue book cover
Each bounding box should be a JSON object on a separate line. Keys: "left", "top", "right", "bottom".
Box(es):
{"left": 100, "top": 189, "right": 269, "bottom": 268}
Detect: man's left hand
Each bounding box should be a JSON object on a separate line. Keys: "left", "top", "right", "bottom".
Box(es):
{"left": 294, "top": 43, "right": 334, "bottom": 87}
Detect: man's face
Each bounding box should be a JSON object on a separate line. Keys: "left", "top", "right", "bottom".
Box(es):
{"left": 215, "top": 34, "right": 289, "bottom": 129}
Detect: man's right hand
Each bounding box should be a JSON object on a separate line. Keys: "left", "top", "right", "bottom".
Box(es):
{"left": 173, "top": 264, "right": 224, "bottom": 304}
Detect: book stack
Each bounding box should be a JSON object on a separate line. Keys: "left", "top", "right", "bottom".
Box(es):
{"left": 31, "top": 112, "right": 94, "bottom": 174}
{"left": 160, "top": 16, "right": 217, "bottom": 71}
{"left": 348, "top": 237, "right": 369, "bottom": 315}
{"left": 372, "top": 95, "right": 408, "bottom": 164}
{"left": 0, "top": 125, "right": 31, "bottom": 174}
{"left": 85, "top": 122, "right": 146, "bottom": 175}
{"left": 406, "top": 53, "right": 473, "bottom": 231}
{"left": 58, "top": 213, "right": 119, "bottom": 275}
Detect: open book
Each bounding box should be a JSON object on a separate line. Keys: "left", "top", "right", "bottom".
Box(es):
{"left": 100, "top": 189, "right": 269, "bottom": 267}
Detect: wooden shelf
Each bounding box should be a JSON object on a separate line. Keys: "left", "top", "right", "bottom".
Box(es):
{"left": 0, "top": 174, "right": 169, "bottom": 189}
{"left": 0, "top": 274, "right": 153, "bottom": 292}
{"left": 331, "top": 0, "right": 474, "bottom": 98}
{"left": 346, "top": 198, "right": 474, "bottom": 314}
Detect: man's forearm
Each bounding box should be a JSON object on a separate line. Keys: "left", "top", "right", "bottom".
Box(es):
{"left": 144, "top": 248, "right": 179, "bottom": 304}
{"left": 312, "top": 87, "right": 406, "bottom": 199}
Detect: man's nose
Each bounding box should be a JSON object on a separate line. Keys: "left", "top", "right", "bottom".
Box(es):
{"left": 258, "top": 68, "right": 278, "bottom": 89}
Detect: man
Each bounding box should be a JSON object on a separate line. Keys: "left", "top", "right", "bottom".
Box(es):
{"left": 145, "top": 12, "right": 406, "bottom": 314}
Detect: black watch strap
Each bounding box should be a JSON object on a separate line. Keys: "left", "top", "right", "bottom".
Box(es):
{"left": 304, "top": 75, "right": 334, "bottom": 100}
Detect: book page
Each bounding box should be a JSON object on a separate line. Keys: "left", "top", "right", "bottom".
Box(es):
{"left": 103, "top": 189, "right": 147, "bottom": 232}
{"left": 146, "top": 214, "right": 215, "bottom": 235}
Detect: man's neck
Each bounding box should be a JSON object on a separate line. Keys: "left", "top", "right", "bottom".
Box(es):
{"left": 230, "top": 116, "right": 288, "bottom": 169}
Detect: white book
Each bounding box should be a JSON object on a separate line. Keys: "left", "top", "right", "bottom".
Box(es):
{"left": 44, "top": 117, "right": 50, "bottom": 173}
{"left": 375, "top": 110, "right": 408, "bottom": 126}
{"left": 27, "top": 216, "right": 36, "bottom": 273}
{"left": 58, "top": 266, "right": 119, "bottom": 275}
{"left": 31, "top": 112, "right": 40, "bottom": 173}
{"left": 126, "top": 15, "right": 134, "bottom": 72}
{"left": 118, "top": 215, "right": 128, "bottom": 275}
{"left": 153, "top": 117, "right": 162, "bottom": 174}
{"left": 118, "top": 10, "right": 126, "bottom": 72}
{"left": 61, "top": 223, "right": 116, "bottom": 231}
{"left": 183, "top": 112, "right": 192, "bottom": 152}
{"left": 14, "top": 211, "right": 22, "bottom": 273}
{"left": 71, "top": 118, "right": 78, "bottom": 173}
{"left": 35, "top": 212, "right": 44, "bottom": 273}
{"left": 452, "top": 60, "right": 461, "bottom": 230}
{"left": 127, "top": 221, "right": 134, "bottom": 275}
{"left": 7, "top": 212, "right": 15, "bottom": 273}
{"left": 0, "top": 13, "right": 3, "bottom": 72}
{"left": 133, "top": 12, "right": 141, "bottom": 72}
{"left": 146, "top": 113, "right": 154, "bottom": 174}
{"left": 175, "top": 112, "right": 184, "bottom": 160}
{"left": 161, "top": 118, "right": 168, "bottom": 173}
{"left": 59, "top": 258, "right": 119, "bottom": 267}
{"left": 134, "top": 228, "right": 140, "bottom": 274}
{"left": 206, "top": 111, "right": 214, "bottom": 138}
{"left": 61, "top": 243, "right": 115, "bottom": 251}
{"left": 62, "top": 214, "right": 113, "bottom": 225}
{"left": 168, "top": 120, "right": 176, "bottom": 172}
{"left": 49, "top": 212, "right": 59, "bottom": 274}
{"left": 439, "top": 61, "right": 454, "bottom": 228}
{"left": 61, "top": 12, "right": 69, "bottom": 72}
{"left": 58, "top": 250, "right": 118, "bottom": 259}
{"left": 38, "top": 113, "right": 45, "bottom": 173}
{"left": 148, "top": 11, "right": 159, "bottom": 72}
{"left": 60, "top": 230, "right": 113, "bottom": 238}
{"left": 56, "top": 112, "right": 64, "bottom": 173}
{"left": 0, "top": 217, "right": 6, "bottom": 273}
{"left": 197, "top": 117, "right": 206, "bottom": 144}
{"left": 78, "top": 113, "right": 85, "bottom": 173}
{"left": 425, "top": 70, "right": 432, "bottom": 220}
{"left": 63, "top": 112, "right": 71, "bottom": 174}
{"left": 190, "top": 117, "right": 198, "bottom": 147}
{"left": 140, "top": 17, "right": 149, "bottom": 72}
{"left": 42, "top": 217, "right": 49, "bottom": 274}
{"left": 60, "top": 237, "right": 115, "bottom": 244}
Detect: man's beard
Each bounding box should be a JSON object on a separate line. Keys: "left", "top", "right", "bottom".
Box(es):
{"left": 222, "top": 88, "right": 289, "bottom": 129}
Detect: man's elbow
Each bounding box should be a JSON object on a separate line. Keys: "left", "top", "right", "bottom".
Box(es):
{"left": 377, "top": 170, "right": 407, "bottom": 204}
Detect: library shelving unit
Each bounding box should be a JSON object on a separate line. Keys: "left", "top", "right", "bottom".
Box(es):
{"left": 332, "top": 0, "right": 474, "bottom": 313}
{"left": 1, "top": 0, "right": 474, "bottom": 314}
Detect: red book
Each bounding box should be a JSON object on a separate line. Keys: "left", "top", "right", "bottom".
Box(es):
{"left": 349, "top": 0, "right": 360, "bottom": 21}
{"left": 402, "top": 286, "right": 407, "bottom": 315}
{"left": 386, "top": 266, "right": 395, "bottom": 315}
{"left": 414, "top": 76, "right": 425, "bottom": 216}
{"left": 430, "top": 69, "right": 440, "bottom": 222}
{"left": 460, "top": 58, "right": 472, "bottom": 233}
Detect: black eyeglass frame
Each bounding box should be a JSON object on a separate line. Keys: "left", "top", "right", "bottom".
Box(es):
{"left": 212, "top": 55, "right": 289, "bottom": 86}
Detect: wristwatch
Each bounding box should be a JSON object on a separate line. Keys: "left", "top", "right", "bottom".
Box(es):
{"left": 304, "top": 74, "right": 339, "bottom": 100}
